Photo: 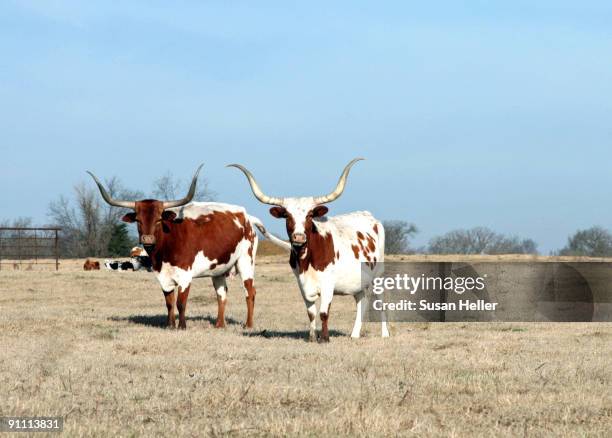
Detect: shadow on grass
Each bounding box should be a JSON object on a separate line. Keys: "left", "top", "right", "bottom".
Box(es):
{"left": 109, "top": 314, "right": 244, "bottom": 328}
{"left": 243, "top": 328, "right": 346, "bottom": 342}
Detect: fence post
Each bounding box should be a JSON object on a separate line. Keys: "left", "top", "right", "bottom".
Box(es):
{"left": 55, "top": 229, "right": 59, "bottom": 271}
{"left": 33, "top": 228, "right": 36, "bottom": 268}
{"left": 18, "top": 228, "right": 22, "bottom": 269}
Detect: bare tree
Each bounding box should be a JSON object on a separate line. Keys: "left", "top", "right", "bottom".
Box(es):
{"left": 383, "top": 220, "right": 418, "bottom": 254}
{"left": 488, "top": 235, "right": 538, "bottom": 254}
{"left": 152, "top": 171, "right": 215, "bottom": 201}
{"left": 559, "top": 226, "right": 612, "bottom": 257}
{"left": 0, "top": 217, "right": 34, "bottom": 258}
{"left": 0, "top": 217, "right": 33, "bottom": 229}
{"left": 428, "top": 226, "right": 538, "bottom": 255}
{"left": 49, "top": 184, "right": 103, "bottom": 257}
{"left": 48, "top": 179, "right": 141, "bottom": 257}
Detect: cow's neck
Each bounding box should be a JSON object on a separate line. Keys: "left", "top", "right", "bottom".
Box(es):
{"left": 289, "top": 244, "right": 307, "bottom": 272}
{"left": 290, "top": 228, "right": 335, "bottom": 273}
{"left": 147, "top": 225, "right": 172, "bottom": 272}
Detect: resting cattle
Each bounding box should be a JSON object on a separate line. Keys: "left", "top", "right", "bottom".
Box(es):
{"left": 83, "top": 259, "right": 100, "bottom": 271}
{"left": 88, "top": 165, "right": 282, "bottom": 330}
{"left": 229, "top": 158, "right": 389, "bottom": 342}
{"left": 130, "top": 246, "right": 148, "bottom": 258}
{"left": 104, "top": 259, "right": 146, "bottom": 271}
{"left": 104, "top": 247, "right": 152, "bottom": 272}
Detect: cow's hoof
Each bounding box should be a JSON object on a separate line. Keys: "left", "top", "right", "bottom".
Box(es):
{"left": 214, "top": 322, "right": 225, "bottom": 329}
{"left": 308, "top": 333, "right": 317, "bottom": 343}
{"left": 319, "top": 336, "right": 330, "bottom": 344}
{"left": 166, "top": 325, "right": 176, "bottom": 330}
{"left": 178, "top": 324, "right": 186, "bottom": 330}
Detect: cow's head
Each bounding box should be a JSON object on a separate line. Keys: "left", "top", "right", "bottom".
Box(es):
{"left": 228, "top": 158, "right": 362, "bottom": 249}
{"left": 87, "top": 164, "right": 203, "bottom": 253}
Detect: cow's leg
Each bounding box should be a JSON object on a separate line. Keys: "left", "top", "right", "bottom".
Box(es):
{"left": 163, "top": 289, "right": 176, "bottom": 329}
{"left": 176, "top": 284, "right": 191, "bottom": 330}
{"left": 242, "top": 279, "right": 256, "bottom": 329}
{"left": 374, "top": 284, "right": 390, "bottom": 338}
{"left": 236, "top": 253, "right": 257, "bottom": 329}
{"left": 319, "top": 304, "right": 331, "bottom": 343}
{"left": 212, "top": 276, "right": 228, "bottom": 328}
{"left": 319, "top": 286, "right": 334, "bottom": 343}
{"left": 351, "top": 291, "right": 365, "bottom": 338}
{"left": 381, "top": 308, "right": 390, "bottom": 338}
{"left": 304, "top": 300, "right": 317, "bottom": 342}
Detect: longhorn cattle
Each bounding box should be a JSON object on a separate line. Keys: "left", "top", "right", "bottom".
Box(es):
{"left": 88, "top": 165, "right": 284, "bottom": 330}
{"left": 229, "top": 158, "right": 389, "bottom": 342}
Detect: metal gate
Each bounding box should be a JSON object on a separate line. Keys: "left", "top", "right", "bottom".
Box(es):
{"left": 0, "top": 227, "right": 61, "bottom": 270}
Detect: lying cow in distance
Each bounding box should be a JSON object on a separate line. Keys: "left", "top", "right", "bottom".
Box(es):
{"left": 130, "top": 246, "right": 148, "bottom": 258}
{"left": 88, "top": 164, "right": 285, "bottom": 330}
{"left": 104, "top": 257, "right": 151, "bottom": 272}
{"left": 83, "top": 259, "right": 100, "bottom": 271}
{"left": 229, "top": 158, "right": 389, "bottom": 342}
{"left": 104, "top": 247, "right": 152, "bottom": 272}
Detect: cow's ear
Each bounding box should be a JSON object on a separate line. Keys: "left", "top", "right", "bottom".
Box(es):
{"left": 122, "top": 212, "right": 137, "bottom": 223}
{"left": 269, "top": 206, "right": 287, "bottom": 218}
{"left": 161, "top": 211, "right": 177, "bottom": 221}
{"left": 312, "top": 205, "right": 328, "bottom": 218}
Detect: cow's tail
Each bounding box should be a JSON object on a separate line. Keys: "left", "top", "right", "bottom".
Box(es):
{"left": 377, "top": 220, "right": 385, "bottom": 263}
{"left": 248, "top": 215, "right": 291, "bottom": 252}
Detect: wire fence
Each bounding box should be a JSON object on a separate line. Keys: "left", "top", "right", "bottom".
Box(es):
{"left": 0, "top": 227, "right": 61, "bottom": 271}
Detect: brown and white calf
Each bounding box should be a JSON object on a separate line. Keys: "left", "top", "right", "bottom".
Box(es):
{"left": 88, "top": 165, "right": 283, "bottom": 330}
{"left": 229, "top": 158, "right": 389, "bottom": 342}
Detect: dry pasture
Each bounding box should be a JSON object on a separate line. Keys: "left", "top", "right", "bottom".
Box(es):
{"left": 0, "top": 256, "right": 611, "bottom": 437}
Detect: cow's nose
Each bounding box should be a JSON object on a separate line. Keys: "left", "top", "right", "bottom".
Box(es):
{"left": 141, "top": 234, "right": 156, "bottom": 245}
{"left": 291, "top": 233, "right": 307, "bottom": 245}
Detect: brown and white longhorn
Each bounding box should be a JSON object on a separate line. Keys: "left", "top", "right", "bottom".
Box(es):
{"left": 88, "top": 164, "right": 284, "bottom": 330}
{"left": 229, "top": 158, "right": 389, "bottom": 342}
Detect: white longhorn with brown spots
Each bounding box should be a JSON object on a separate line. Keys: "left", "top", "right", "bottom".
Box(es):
{"left": 229, "top": 158, "right": 389, "bottom": 342}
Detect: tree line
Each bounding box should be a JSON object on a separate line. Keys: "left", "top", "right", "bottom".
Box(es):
{"left": 4, "top": 179, "right": 612, "bottom": 257}
{"left": 382, "top": 221, "right": 612, "bottom": 257}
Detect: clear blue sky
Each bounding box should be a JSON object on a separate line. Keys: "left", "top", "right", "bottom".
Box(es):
{"left": 1, "top": 1, "right": 611, "bottom": 253}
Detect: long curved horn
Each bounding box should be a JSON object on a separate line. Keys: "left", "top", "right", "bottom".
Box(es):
{"left": 226, "top": 164, "right": 285, "bottom": 206}
{"left": 162, "top": 163, "right": 204, "bottom": 209}
{"left": 86, "top": 171, "right": 136, "bottom": 209}
{"left": 313, "top": 158, "right": 364, "bottom": 204}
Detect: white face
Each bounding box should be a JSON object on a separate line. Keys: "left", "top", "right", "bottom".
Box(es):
{"left": 269, "top": 197, "right": 329, "bottom": 246}
{"left": 283, "top": 198, "right": 315, "bottom": 238}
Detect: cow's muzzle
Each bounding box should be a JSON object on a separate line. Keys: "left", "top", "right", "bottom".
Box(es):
{"left": 291, "top": 233, "right": 307, "bottom": 246}
{"left": 141, "top": 234, "right": 156, "bottom": 252}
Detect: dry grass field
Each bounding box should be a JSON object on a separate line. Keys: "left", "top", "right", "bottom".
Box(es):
{"left": 1, "top": 255, "right": 611, "bottom": 437}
